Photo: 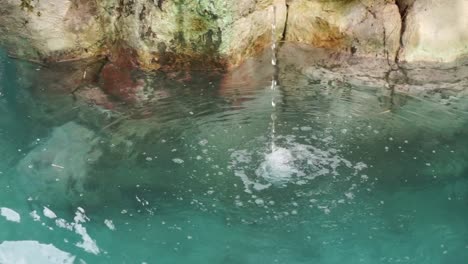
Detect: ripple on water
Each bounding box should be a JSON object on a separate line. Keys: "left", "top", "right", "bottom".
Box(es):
{"left": 2, "top": 46, "right": 468, "bottom": 263}
{"left": 230, "top": 134, "right": 369, "bottom": 211}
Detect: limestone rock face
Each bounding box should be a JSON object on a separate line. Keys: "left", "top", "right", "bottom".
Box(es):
{"left": 0, "top": 0, "right": 105, "bottom": 60}
{"left": 399, "top": 0, "right": 468, "bottom": 63}
{"left": 0, "top": 0, "right": 286, "bottom": 68}
{"left": 285, "top": 0, "right": 402, "bottom": 61}
{"left": 100, "top": 0, "right": 286, "bottom": 69}
{"left": 1, "top": 0, "right": 468, "bottom": 67}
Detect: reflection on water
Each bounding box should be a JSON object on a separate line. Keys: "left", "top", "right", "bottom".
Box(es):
{"left": 1, "top": 48, "right": 468, "bottom": 263}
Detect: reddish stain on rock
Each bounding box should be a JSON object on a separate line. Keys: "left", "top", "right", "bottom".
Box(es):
{"left": 100, "top": 63, "right": 137, "bottom": 102}
{"left": 100, "top": 45, "right": 143, "bottom": 103}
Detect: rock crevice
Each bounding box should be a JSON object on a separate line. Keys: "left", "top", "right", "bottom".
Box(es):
{"left": 394, "top": 0, "right": 414, "bottom": 64}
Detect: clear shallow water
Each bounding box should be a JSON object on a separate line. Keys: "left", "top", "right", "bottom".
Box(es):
{"left": 1, "top": 49, "right": 468, "bottom": 264}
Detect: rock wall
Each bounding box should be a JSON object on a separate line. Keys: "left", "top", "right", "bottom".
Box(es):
{"left": 285, "top": 0, "right": 401, "bottom": 63}
{"left": 0, "top": 0, "right": 105, "bottom": 60}
{"left": 284, "top": 0, "right": 468, "bottom": 64}
{"left": 0, "top": 0, "right": 467, "bottom": 68}
{"left": 0, "top": 0, "right": 287, "bottom": 69}
{"left": 399, "top": 0, "right": 468, "bottom": 63}
{"left": 99, "top": 0, "right": 286, "bottom": 69}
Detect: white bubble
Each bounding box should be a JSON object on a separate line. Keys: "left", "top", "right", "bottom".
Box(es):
{"left": 172, "top": 158, "right": 184, "bottom": 164}
{"left": 0, "top": 208, "right": 21, "bottom": 223}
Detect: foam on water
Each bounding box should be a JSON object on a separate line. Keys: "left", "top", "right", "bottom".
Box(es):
{"left": 0, "top": 208, "right": 21, "bottom": 223}
{"left": 0, "top": 241, "right": 76, "bottom": 264}
{"left": 257, "top": 147, "right": 297, "bottom": 184}
{"left": 231, "top": 135, "right": 367, "bottom": 197}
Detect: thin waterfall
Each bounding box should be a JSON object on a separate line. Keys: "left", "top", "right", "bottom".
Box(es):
{"left": 270, "top": 5, "right": 279, "bottom": 152}
{"left": 271, "top": 5, "right": 277, "bottom": 68}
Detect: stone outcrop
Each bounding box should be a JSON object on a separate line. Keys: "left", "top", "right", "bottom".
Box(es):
{"left": 284, "top": 0, "right": 468, "bottom": 64}
{"left": 285, "top": 0, "right": 402, "bottom": 63}
{"left": 99, "top": 0, "right": 287, "bottom": 69}
{"left": 398, "top": 0, "right": 468, "bottom": 63}
{"left": 0, "top": 0, "right": 287, "bottom": 69}
{"left": 0, "top": 0, "right": 105, "bottom": 60}
{"left": 0, "top": 0, "right": 467, "bottom": 69}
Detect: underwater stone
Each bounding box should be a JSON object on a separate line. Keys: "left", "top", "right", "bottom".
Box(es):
{"left": 16, "top": 122, "right": 102, "bottom": 207}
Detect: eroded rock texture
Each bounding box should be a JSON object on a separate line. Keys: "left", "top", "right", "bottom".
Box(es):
{"left": 0, "top": 0, "right": 105, "bottom": 60}
{"left": 0, "top": 0, "right": 287, "bottom": 69}
{"left": 99, "top": 0, "right": 287, "bottom": 69}
{"left": 399, "top": 0, "right": 468, "bottom": 63}
{"left": 0, "top": 0, "right": 467, "bottom": 68}
{"left": 285, "top": 0, "right": 401, "bottom": 63}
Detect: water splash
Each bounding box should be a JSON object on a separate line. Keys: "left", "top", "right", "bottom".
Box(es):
{"left": 230, "top": 135, "right": 368, "bottom": 191}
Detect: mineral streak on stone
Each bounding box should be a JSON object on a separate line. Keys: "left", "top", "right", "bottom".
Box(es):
{"left": 99, "top": 44, "right": 143, "bottom": 102}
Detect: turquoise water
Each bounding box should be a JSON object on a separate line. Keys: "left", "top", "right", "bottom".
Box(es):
{"left": 1, "top": 49, "right": 468, "bottom": 264}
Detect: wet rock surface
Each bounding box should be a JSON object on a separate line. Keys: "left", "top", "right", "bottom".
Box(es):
{"left": 1, "top": 0, "right": 467, "bottom": 68}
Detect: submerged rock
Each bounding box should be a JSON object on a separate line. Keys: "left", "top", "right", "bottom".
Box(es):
{"left": 16, "top": 122, "right": 102, "bottom": 206}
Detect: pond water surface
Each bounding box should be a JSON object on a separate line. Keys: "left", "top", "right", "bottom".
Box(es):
{"left": 1, "top": 49, "right": 468, "bottom": 264}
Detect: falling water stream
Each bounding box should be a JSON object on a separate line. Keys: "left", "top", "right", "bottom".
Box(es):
{"left": 270, "top": 5, "right": 279, "bottom": 152}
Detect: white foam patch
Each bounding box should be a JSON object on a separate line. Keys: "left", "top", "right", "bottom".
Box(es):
{"left": 0, "top": 207, "right": 20, "bottom": 223}
{"left": 172, "top": 158, "right": 184, "bottom": 164}
{"left": 29, "top": 210, "right": 41, "bottom": 222}
{"left": 104, "top": 219, "right": 115, "bottom": 231}
{"left": 72, "top": 209, "right": 100, "bottom": 255}
{"left": 234, "top": 170, "right": 271, "bottom": 194}
{"left": 43, "top": 207, "right": 57, "bottom": 219}
{"left": 231, "top": 135, "right": 367, "bottom": 193}
{"left": 74, "top": 223, "right": 100, "bottom": 255}
{"left": 43, "top": 207, "right": 100, "bottom": 255}
{"left": 256, "top": 147, "right": 299, "bottom": 184}
{"left": 0, "top": 240, "right": 75, "bottom": 264}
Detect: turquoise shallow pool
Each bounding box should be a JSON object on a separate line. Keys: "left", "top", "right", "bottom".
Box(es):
{"left": 1, "top": 49, "right": 468, "bottom": 264}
